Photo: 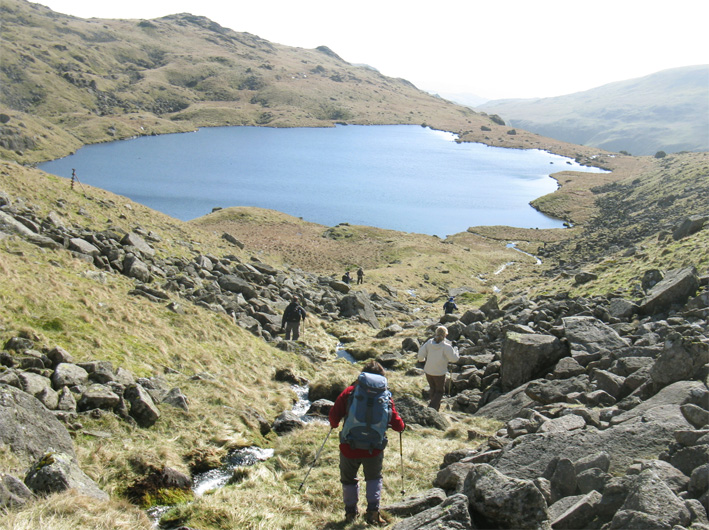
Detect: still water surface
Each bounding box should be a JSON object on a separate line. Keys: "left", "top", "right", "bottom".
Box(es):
{"left": 39, "top": 125, "right": 605, "bottom": 236}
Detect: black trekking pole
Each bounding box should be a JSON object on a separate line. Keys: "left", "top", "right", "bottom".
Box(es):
{"left": 446, "top": 364, "right": 453, "bottom": 410}
{"left": 298, "top": 427, "right": 333, "bottom": 491}
{"left": 399, "top": 430, "right": 406, "bottom": 497}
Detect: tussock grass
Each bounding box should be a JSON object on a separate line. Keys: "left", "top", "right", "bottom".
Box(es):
{"left": 0, "top": 492, "right": 153, "bottom": 530}
{"left": 150, "top": 414, "right": 497, "bottom": 530}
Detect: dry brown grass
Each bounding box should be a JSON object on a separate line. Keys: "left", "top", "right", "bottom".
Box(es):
{"left": 2, "top": 132, "right": 698, "bottom": 528}
{"left": 0, "top": 491, "right": 153, "bottom": 530}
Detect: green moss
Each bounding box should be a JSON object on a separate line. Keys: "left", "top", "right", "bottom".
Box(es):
{"left": 142, "top": 487, "right": 194, "bottom": 508}
{"left": 39, "top": 317, "right": 65, "bottom": 332}
{"left": 457, "top": 292, "right": 485, "bottom": 305}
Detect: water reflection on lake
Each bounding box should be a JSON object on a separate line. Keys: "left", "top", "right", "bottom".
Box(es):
{"left": 39, "top": 125, "right": 606, "bottom": 236}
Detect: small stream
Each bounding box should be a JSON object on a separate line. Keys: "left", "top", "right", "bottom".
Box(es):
{"left": 335, "top": 343, "right": 357, "bottom": 363}
{"left": 149, "top": 383, "right": 318, "bottom": 527}
{"left": 506, "top": 242, "right": 542, "bottom": 265}
{"left": 192, "top": 446, "right": 275, "bottom": 497}
{"left": 493, "top": 242, "right": 543, "bottom": 291}
{"left": 150, "top": 342, "right": 357, "bottom": 526}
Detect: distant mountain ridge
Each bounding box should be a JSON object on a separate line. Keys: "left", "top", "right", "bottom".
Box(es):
{"left": 477, "top": 65, "right": 709, "bottom": 156}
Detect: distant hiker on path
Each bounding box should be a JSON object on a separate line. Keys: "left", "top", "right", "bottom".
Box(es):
{"left": 281, "top": 296, "right": 306, "bottom": 340}
{"left": 356, "top": 267, "right": 364, "bottom": 284}
{"left": 443, "top": 297, "right": 458, "bottom": 314}
{"left": 329, "top": 360, "right": 405, "bottom": 525}
{"left": 417, "top": 326, "right": 459, "bottom": 411}
{"left": 342, "top": 271, "right": 352, "bottom": 284}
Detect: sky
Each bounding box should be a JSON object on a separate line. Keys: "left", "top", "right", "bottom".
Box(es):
{"left": 32, "top": 0, "right": 709, "bottom": 101}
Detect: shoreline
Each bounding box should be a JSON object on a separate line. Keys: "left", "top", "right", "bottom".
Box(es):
{"left": 36, "top": 124, "right": 594, "bottom": 238}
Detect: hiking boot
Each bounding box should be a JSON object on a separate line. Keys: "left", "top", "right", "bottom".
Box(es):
{"left": 344, "top": 511, "right": 357, "bottom": 523}
{"left": 365, "top": 510, "right": 386, "bottom": 526}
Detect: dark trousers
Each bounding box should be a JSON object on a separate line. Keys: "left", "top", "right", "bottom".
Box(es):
{"left": 340, "top": 452, "right": 384, "bottom": 513}
{"left": 284, "top": 321, "right": 300, "bottom": 340}
{"left": 426, "top": 373, "right": 446, "bottom": 411}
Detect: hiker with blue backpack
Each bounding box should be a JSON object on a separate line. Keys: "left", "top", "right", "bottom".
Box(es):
{"left": 329, "top": 360, "right": 406, "bottom": 526}
{"left": 418, "top": 326, "right": 460, "bottom": 411}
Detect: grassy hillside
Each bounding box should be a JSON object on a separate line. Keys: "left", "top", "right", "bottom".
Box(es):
{"left": 1, "top": 2, "right": 708, "bottom": 529}
{"left": 0, "top": 0, "right": 575, "bottom": 166}
{"left": 477, "top": 65, "right": 709, "bottom": 156}
{"left": 1, "top": 149, "right": 707, "bottom": 530}
{"left": 0, "top": 161, "right": 504, "bottom": 530}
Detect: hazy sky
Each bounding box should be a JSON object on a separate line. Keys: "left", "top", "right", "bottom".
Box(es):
{"left": 33, "top": 0, "right": 709, "bottom": 100}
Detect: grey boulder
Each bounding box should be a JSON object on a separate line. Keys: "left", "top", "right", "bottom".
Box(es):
{"left": 25, "top": 452, "right": 108, "bottom": 500}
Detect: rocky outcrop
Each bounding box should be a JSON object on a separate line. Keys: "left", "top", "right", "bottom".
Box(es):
{"left": 1, "top": 336, "right": 187, "bottom": 430}
{"left": 392, "top": 265, "right": 708, "bottom": 529}
{"left": 0, "top": 191, "right": 405, "bottom": 346}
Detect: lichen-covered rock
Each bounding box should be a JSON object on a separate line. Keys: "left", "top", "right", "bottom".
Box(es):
{"left": 162, "top": 387, "right": 189, "bottom": 412}
{"left": 434, "top": 462, "right": 474, "bottom": 493}
{"left": 51, "top": 363, "right": 89, "bottom": 389}
{"left": 395, "top": 395, "right": 449, "bottom": 430}
{"left": 24, "top": 452, "right": 108, "bottom": 500}
{"left": 464, "top": 464, "right": 548, "bottom": 529}
{"left": 0, "top": 385, "right": 75, "bottom": 465}
{"left": 124, "top": 384, "right": 160, "bottom": 427}
{"left": 390, "top": 493, "right": 473, "bottom": 530}
{"left": 501, "top": 332, "right": 566, "bottom": 391}
{"left": 638, "top": 267, "right": 699, "bottom": 315}
{"left": 271, "top": 411, "right": 304, "bottom": 434}
{"left": 550, "top": 490, "right": 602, "bottom": 530}
{"left": 610, "top": 468, "right": 690, "bottom": 529}
{"left": 338, "top": 291, "right": 380, "bottom": 329}
{"left": 77, "top": 384, "right": 120, "bottom": 412}
{"left": 382, "top": 488, "right": 447, "bottom": 518}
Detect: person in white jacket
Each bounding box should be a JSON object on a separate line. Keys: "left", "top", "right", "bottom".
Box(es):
{"left": 417, "top": 326, "right": 459, "bottom": 411}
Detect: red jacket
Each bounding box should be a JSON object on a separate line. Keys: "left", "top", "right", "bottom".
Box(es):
{"left": 329, "top": 384, "right": 405, "bottom": 458}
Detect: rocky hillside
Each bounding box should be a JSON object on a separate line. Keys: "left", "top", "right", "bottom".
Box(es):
{"left": 1, "top": 148, "right": 708, "bottom": 529}
{"left": 477, "top": 65, "right": 709, "bottom": 156}
{"left": 1, "top": 1, "right": 708, "bottom": 528}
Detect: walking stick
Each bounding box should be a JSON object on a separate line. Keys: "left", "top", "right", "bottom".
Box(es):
{"left": 298, "top": 427, "right": 332, "bottom": 491}
{"left": 399, "top": 430, "right": 406, "bottom": 497}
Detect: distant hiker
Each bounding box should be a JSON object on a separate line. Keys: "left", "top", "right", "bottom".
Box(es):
{"left": 342, "top": 271, "right": 352, "bottom": 284}
{"left": 356, "top": 267, "right": 364, "bottom": 284}
{"left": 329, "top": 360, "right": 405, "bottom": 525}
{"left": 281, "top": 296, "right": 307, "bottom": 340}
{"left": 71, "top": 168, "right": 76, "bottom": 189}
{"left": 443, "top": 297, "right": 458, "bottom": 314}
{"left": 417, "top": 326, "right": 459, "bottom": 411}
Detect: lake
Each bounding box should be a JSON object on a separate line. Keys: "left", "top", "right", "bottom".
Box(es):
{"left": 39, "top": 125, "right": 605, "bottom": 236}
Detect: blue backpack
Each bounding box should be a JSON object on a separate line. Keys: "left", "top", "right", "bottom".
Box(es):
{"left": 340, "top": 372, "right": 392, "bottom": 451}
